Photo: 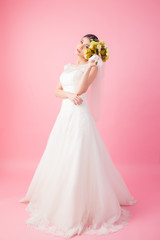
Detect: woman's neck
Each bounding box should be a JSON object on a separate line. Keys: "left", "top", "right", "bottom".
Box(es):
{"left": 74, "top": 56, "right": 88, "bottom": 65}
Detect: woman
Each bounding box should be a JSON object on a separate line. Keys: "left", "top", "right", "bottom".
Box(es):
{"left": 19, "top": 34, "right": 137, "bottom": 238}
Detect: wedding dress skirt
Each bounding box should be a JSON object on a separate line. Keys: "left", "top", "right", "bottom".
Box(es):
{"left": 19, "top": 63, "right": 137, "bottom": 238}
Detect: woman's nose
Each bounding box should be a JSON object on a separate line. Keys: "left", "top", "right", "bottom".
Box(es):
{"left": 80, "top": 45, "right": 84, "bottom": 50}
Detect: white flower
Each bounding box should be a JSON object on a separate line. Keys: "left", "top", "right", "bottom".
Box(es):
{"left": 97, "top": 44, "right": 101, "bottom": 50}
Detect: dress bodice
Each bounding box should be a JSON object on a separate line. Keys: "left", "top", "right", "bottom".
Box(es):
{"left": 59, "top": 63, "right": 90, "bottom": 113}
{"left": 60, "top": 63, "right": 88, "bottom": 94}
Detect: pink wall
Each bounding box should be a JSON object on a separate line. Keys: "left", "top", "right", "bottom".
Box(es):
{"left": 1, "top": 0, "right": 159, "bottom": 168}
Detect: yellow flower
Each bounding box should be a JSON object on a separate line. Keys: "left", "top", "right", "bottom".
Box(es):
{"left": 84, "top": 39, "right": 109, "bottom": 62}
{"left": 90, "top": 41, "right": 96, "bottom": 47}
{"left": 100, "top": 49, "right": 106, "bottom": 55}
{"left": 100, "top": 40, "right": 105, "bottom": 45}
{"left": 106, "top": 47, "right": 109, "bottom": 57}
{"left": 84, "top": 48, "right": 93, "bottom": 59}
{"left": 97, "top": 44, "right": 101, "bottom": 51}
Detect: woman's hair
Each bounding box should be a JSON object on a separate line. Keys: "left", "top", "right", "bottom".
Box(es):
{"left": 83, "top": 34, "right": 99, "bottom": 42}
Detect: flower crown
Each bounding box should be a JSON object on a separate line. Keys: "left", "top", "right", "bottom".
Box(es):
{"left": 84, "top": 40, "right": 109, "bottom": 65}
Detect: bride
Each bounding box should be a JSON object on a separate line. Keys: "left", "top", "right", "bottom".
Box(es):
{"left": 19, "top": 34, "right": 137, "bottom": 238}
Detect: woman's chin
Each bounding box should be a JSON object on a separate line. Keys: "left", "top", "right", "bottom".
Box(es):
{"left": 75, "top": 52, "right": 80, "bottom": 56}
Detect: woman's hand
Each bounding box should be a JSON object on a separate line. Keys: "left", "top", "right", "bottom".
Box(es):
{"left": 86, "top": 59, "right": 97, "bottom": 70}
{"left": 66, "top": 92, "right": 83, "bottom": 105}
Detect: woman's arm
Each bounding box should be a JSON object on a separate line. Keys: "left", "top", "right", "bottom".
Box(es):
{"left": 54, "top": 80, "right": 83, "bottom": 105}
{"left": 54, "top": 80, "right": 70, "bottom": 99}
{"left": 75, "top": 64, "right": 98, "bottom": 96}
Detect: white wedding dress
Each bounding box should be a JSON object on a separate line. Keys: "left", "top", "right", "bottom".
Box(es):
{"left": 19, "top": 63, "right": 137, "bottom": 238}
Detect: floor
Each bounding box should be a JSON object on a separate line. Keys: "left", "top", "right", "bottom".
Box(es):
{"left": 0, "top": 161, "right": 159, "bottom": 240}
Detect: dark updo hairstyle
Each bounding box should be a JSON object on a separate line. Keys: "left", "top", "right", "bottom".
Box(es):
{"left": 83, "top": 34, "right": 99, "bottom": 43}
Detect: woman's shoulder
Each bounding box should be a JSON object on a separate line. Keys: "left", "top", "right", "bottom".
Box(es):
{"left": 64, "top": 63, "right": 71, "bottom": 70}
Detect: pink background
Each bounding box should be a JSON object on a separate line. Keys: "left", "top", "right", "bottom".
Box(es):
{"left": 0, "top": 0, "right": 160, "bottom": 240}
{"left": 1, "top": 0, "right": 160, "bottom": 167}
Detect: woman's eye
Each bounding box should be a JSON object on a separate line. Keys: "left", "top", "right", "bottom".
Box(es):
{"left": 86, "top": 46, "right": 88, "bottom": 48}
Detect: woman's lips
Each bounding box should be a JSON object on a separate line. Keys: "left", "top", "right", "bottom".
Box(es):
{"left": 77, "top": 49, "right": 81, "bottom": 53}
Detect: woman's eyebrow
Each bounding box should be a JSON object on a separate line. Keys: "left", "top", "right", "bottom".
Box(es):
{"left": 81, "top": 40, "right": 89, "bottom": 46}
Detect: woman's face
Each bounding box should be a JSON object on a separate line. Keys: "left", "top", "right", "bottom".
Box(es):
{"left": 75, "top": 37, "right": 91, "bottom": 58}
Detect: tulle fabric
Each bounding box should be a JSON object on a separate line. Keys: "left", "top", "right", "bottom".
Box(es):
{"left": 87, "top": 54, "right": 104, "bottom": 122}
{"left": 19, "top": 63, "right": 137, "bottom": 238}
